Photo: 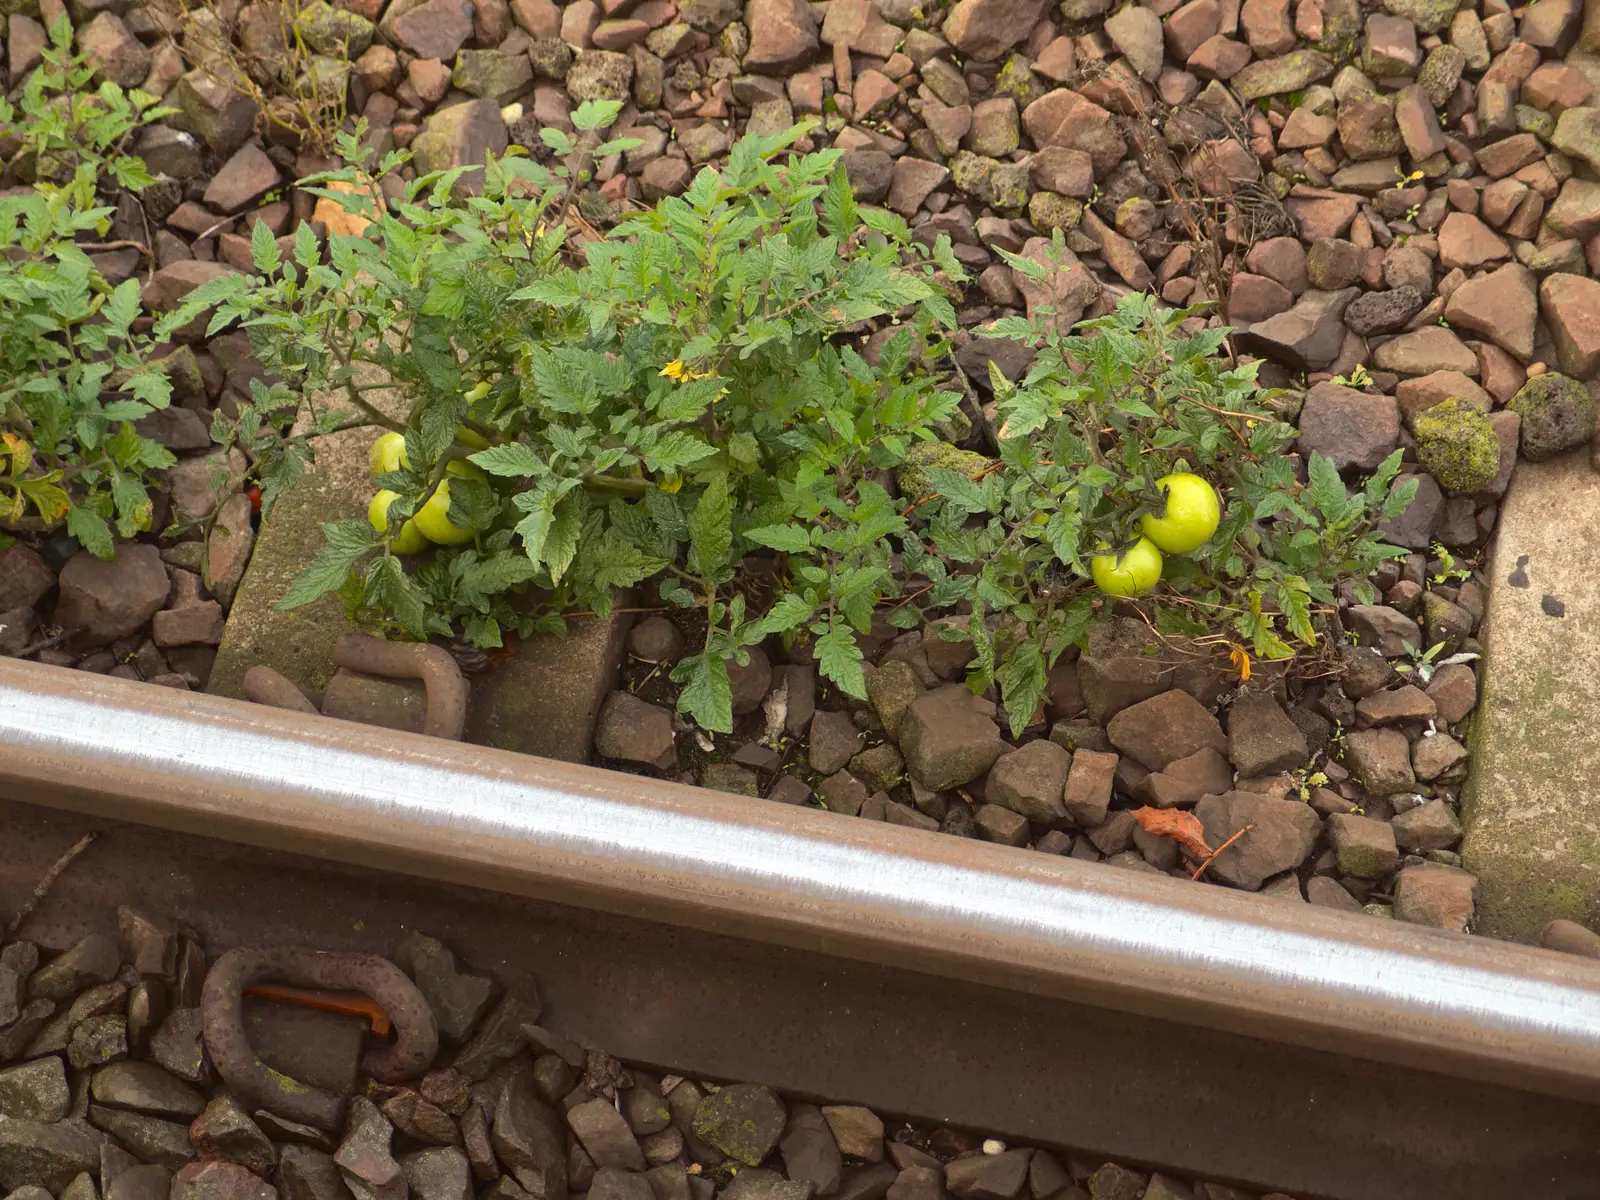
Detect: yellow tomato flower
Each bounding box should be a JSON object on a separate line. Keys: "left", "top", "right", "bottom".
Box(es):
{"left": 1229, "top": 644, "right": 1252, "bottom": 681}
{"left": 660, "top": 360, "right": 712, "bottom": 383}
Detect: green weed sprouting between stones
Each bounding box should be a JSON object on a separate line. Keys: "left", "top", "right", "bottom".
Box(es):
{"left": 0, "top": 20, "right": 180, "bottom": 558}
{"left": 160, "top": 105, "right": 1417, "bottom": 736}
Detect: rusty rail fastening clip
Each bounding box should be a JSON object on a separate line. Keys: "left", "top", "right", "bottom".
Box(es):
{"left": 240, "top": 632, "right": 470, "bottom": 741}
{"left": 201, "top": 945, "right": 439, "bottom": 1130}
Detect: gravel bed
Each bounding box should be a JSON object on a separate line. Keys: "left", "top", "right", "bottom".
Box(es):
{"left": 0, "top": 915, "right": 1299, "bottom": 1200}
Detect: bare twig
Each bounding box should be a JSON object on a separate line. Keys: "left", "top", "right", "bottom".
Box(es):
{"left": 1192, "top": 823, "right": 1254, "bottom": 881}
{"left": 6, "top": 832, "right": 98, "bottom": 937}
{"left": 14, "top": 626, "right": 84, "bottom": 659}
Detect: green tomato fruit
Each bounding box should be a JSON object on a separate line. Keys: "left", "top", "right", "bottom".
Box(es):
{"left": 367, "top": 489, "right": 429, "bottom": 554}
{"left": 411, "top": 462, "right": 487, "bottom": 545}
{"left": 1140, "top": 472, "right": 1220, "bottom": 554}
{"left": 1091, "top": 537, "right": 1164, "bottom": 597}
{"left": 369, "top": 428, "right": 490, "bottom": 477}
{"left": 369, "top": 432, "right": 406, "bottom": 476}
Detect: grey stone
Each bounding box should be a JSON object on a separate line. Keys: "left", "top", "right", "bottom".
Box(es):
{"left": 335, "top": 1097, "right": 404, "bottom": 1200}
{"left": 0, "top": 1118, "right": 103, "bottom": 1194}
{"left": 0, "top": 1059, "right": 69, "bottom": 1122}
{"left": 944, "top": 1150, "right": 1031, "bottom": 1200}
{"left": 394, "top": 932, "right": 497, "bottom": 1047}
{"left": 148, "top": 1010, "right": 208, "bottom": 1086}
{"left": 453, "top": 992, "right": 540, "bottom": 1081}
{"left": 87, "top": 1106, "right": 191, "bottom": 1171}
{"left": 985, "top": 741, "right": 1069, "bottom": 824}
{"left": 89, "top": 1062, "right": 203, "bottom": 1120}
{"left": 898, "top": 686, "right": 1005, "bottom": 791}
{"left": 493, "top": 1071, "right": 567, "bottom": 1199}
{"left": 402, "top": 1147, "right": 472, "bottom": 1200}
{"left": 1226, "top": 692, "right": 1309, "bottom": 776}
{"left": 1193, "top": 791, "right": 1322, "bottom": 890}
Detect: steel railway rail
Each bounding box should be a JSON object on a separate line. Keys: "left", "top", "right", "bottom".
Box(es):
{"left": 1, "top": 657, "right": 1598, "bottom": 1200}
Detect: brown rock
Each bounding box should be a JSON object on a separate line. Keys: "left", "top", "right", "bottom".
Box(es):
{"left": 1296, "top": 381, "right": 1401, "bottom": 470}
{"left": 1372, "top": 326, "right": 1479, "bottom": 376}
{"left": 79, "top": 12, "right": 150, "bottom": 87}
{"left": 54, "top": 545, "right": 171, "bottom": 648}
{"left": 941, "top": 0, "right": 1049, "bottom": 59}
{"left": 202, "top": 142, "right": 280, "bottom": 214}
{"left": 1443, "top": 262, "right": 1536, "bottom": 362}
{"left": 1061, "top": 748, "right": 1117, "bottom": 826}
{"left": 898, "top": 686, "right": 1005, "bottom": 791}
{"left": 1393, "top": 863, "right": 1477, "bottom": 931}
{"left": 745, "top": 0, "right": 820, "bottom": 72}
{"left": 1020, "top": 90, "right": 1126, "bottom": 177}
{"left": 986, "top": 740, "right": 1070, "bottom": 824}
{"left": 1538, "top": 272, "right": 1600, "bottom": 378}
{"left": 1393, "top": 84, "right": 1446, "bottom": 159}
{"left": 385, "top": 0, "right": 475, "bottom": 58}
{"left": 1395, "top": 369, "right": 1492, "bottom": 420}
{"left": 1106, "top": 690, "right": 1227, "bottom": 771}
{"left": 1436, "top": 211, "right": 1510, "bottom": 269}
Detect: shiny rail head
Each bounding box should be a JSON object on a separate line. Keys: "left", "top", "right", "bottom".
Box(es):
{"left": 3, "top": 657, "right": 1600, "bottom": 1102}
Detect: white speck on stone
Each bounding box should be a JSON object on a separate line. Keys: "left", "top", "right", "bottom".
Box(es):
{"left": 982, "top": 1139, "right": 1005, "bottom": 1155}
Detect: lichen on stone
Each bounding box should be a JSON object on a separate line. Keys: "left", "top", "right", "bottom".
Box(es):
{"left": 1027, "top": 191, "right": 1083, "bottom": 233}
{"left": 1413, "top": 396, "right": 1500, "bottom": 492}
{"left": 896, "top": 440, "right": 994, "bottom": 500}
{"left": 1507, "top": 371, "right": 1597, "bottom": 462}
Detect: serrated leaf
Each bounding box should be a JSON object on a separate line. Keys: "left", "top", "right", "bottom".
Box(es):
{"left": 821, "top": 164, "right": 858, "bottom": 242}
{"left": 278, "top": 520, "right": 379, "bottom": 610}
{"left": 66, "top": 506, "right": 113, "bottom": 559}
{"left": 814, "top": 622, "right": 866, "bottom": 699}
{"left": 688, "top": 476, "right": 732, "bottom": 575}
{"left": 470, "top": 442, "right": 545, "bottom": 477}
{"left": 251, "top": 219, "right": 282, "bottom": 274}
{"left": 641, "top": 429, "right": 715, "bottom": 472}
{"left": 673, "top": 652, "right": 733, "bottom": 733}
{"left": 757, "top": 592, "right": 815, "bottom": 635}
{"left": 745, "top": 524, "right": 810, "bottom": 553}
{"left": 996, "top": 641, "right": 1047, "bottom": 738}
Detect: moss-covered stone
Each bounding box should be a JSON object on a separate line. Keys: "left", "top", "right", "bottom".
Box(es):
{"left": 1381, "top": 0, "right": 1459, "bottom": 34}
{"left": 453, "top": 48, "right": 535, "bottom": 102}
{"left": 1414, "top": 396, "right": 1500, "bottom": 492}
{"left": 1507, "top": 371, "right": 1597, "bottom": 461}
{"left": 700, "top": 762, "right": 759, "bottom": 796}
{"left": 994, "top": 54, "right": 1047, "bottom": 108}
{"left": 1028, "top": 191, "right": 1083, "bottom": 233}
{"left": 988, "top": 162, "right": 1031, "bottom": 211}
{"left": 948, "top": 151, "right": 995, "bottom": 199}
{"left": 295, "top": 0, "right": 374, "bottom": 55}
{"left": 1233, "top": 50, "right": 1336, "bottom": 101}
{"left": 692, "top": 1085, "right": 786, "bottom": 1167}
{"left": 1416, "top": 44, "right": 1466, "bottom": 108}
{"left": 895, "top": 440, "right": 994, "bottom": 501}
{"left": 1515, "top": 103, "right": 1556, "bottom": 142}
